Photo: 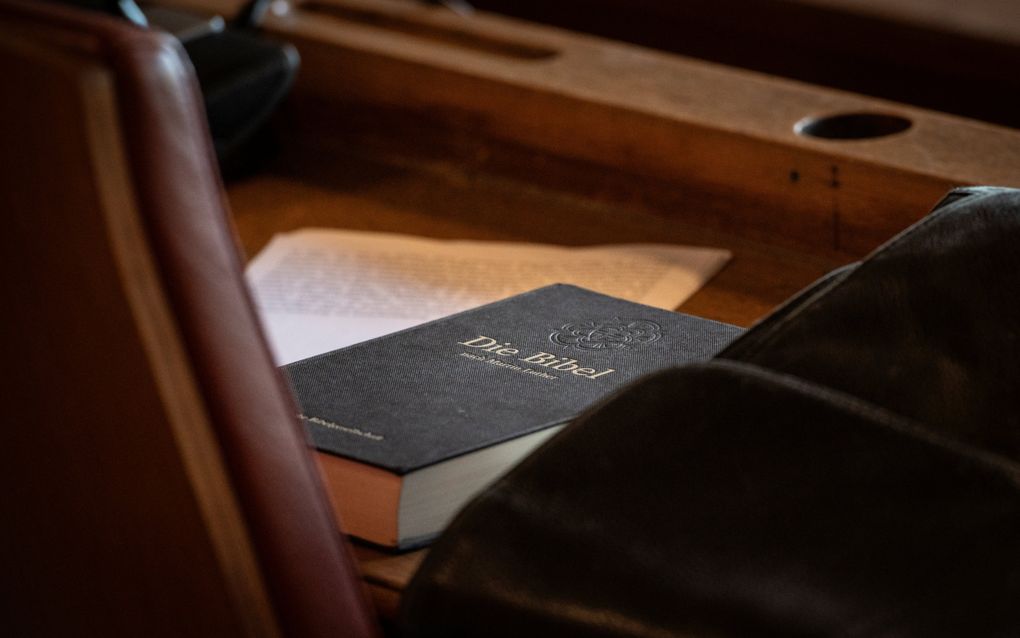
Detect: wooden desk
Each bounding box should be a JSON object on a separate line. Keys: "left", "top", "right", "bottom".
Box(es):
{"left": 468, "top": 0, "right": 1020, "bottom": 128}
{"left": 226, "top": 140, "right": 850, "bottom": 618}
{"left": 208, "top": 0, "right": 1020, "bottom": 617}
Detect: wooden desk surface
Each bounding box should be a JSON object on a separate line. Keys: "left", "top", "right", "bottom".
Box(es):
{"left": 215, "top": 0, "right": 1020, "bottom": 619}
{"left": 227, "top": 143, "right": 851, "bottom": 615}
{"left": 229, "top": 147, "right": 848, "bottom": 327}
{"left": 467, "top": 0, "right": 1020, "bottom": 128}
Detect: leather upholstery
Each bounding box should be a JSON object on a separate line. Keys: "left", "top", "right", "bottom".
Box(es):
{"left": 0, "top": 1, "right": 377, "bottom": 636}
{"left": 718, "top": 187, "right": 1020, "bottom": 459}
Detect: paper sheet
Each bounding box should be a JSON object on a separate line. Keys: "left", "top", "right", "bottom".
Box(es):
{"left": 246, "top": 228, "right": 730, "bottom": 364}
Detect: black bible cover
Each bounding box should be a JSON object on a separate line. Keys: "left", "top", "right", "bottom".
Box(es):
{"left": 284, "top": 284, "right": 741, "bottom": 548}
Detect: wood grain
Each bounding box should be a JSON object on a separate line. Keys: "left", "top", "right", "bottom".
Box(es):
{"left": 165, "top": 0, "right": 1020, "bottom": 254}
{"left": 462, "top": 0, "right": 1020, "bottom": 128}
{"left": 247, "top": 0, "right": 1018, "bottom": 257}
{"left": 230, "top": 144, "right": 848, "bottom": 328}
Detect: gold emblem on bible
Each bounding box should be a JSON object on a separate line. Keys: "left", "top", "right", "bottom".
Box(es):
{"left": 549, "top": 318, "right": 663, "bottom": 351}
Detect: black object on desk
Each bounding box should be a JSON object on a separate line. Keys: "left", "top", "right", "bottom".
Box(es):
{"left": 58, "top": 0, "right": 299, "bottom": 171}
{"left": 403, "top": 187, "right": 1020, "bottom": 637}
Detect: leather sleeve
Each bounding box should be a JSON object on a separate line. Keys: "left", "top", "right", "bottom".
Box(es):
{"left": 402, "top": 187, "right": 1020, "bottom": 637}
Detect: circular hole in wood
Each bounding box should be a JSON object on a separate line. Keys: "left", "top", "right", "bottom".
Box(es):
{"left": 794, "top": 112, "right": 912, "bottom": 140}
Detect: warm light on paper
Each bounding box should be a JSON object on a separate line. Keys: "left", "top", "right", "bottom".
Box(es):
{"left": 246, "top": 228, "right": 730, "bottom": 364}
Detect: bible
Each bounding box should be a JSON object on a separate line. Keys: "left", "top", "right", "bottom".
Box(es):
{"left": 283, "top": 284, "right": 741, "bottom": 549}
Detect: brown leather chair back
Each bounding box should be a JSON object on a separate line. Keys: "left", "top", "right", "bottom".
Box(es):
{"left": 0, "top": 2, "right": 377, "bottom": 636}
